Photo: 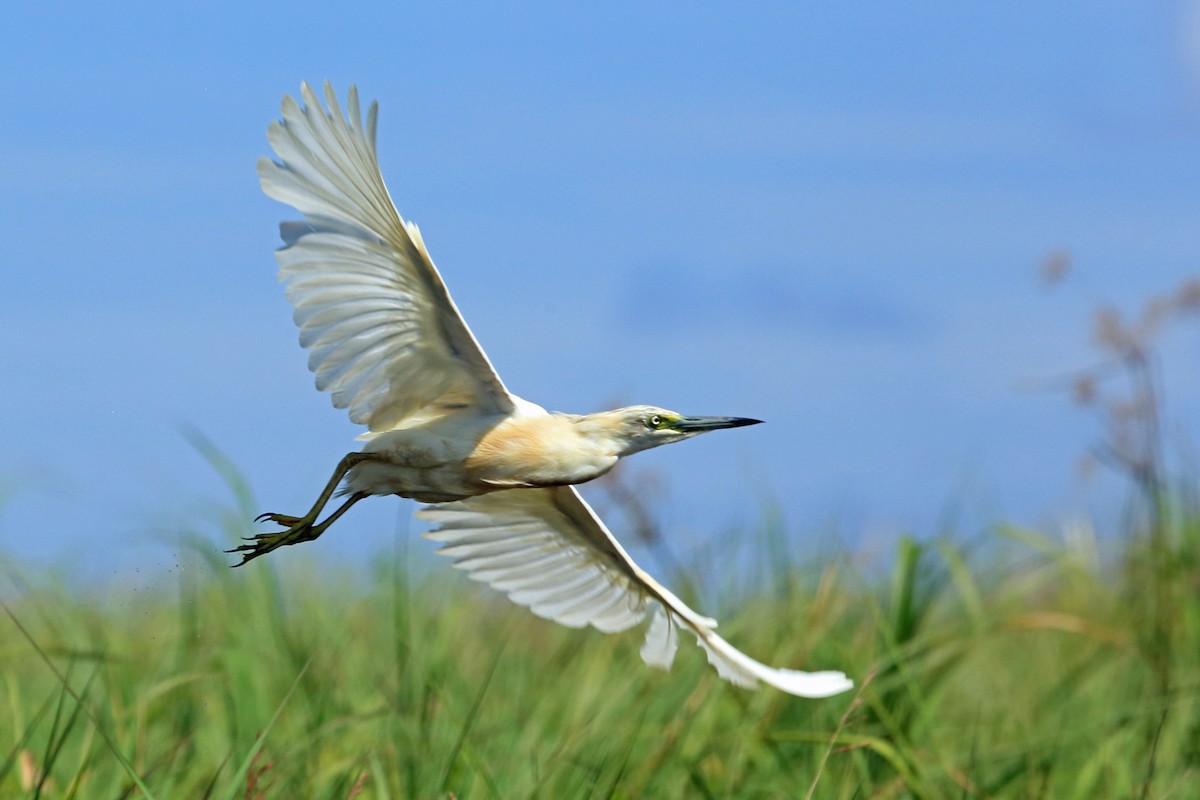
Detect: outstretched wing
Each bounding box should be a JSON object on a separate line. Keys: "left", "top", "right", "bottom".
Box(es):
{"left": 259, "top": 82, "right": 513, "bottom": 431}
{"left": 417, "top": 486, "right": 853, "bottom": 698}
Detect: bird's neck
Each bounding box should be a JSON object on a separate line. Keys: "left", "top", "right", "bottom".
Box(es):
{"left": 569, "top": 412, "right": 623, "bottom": 453}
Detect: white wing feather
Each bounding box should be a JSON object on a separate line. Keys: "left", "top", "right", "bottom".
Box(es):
{"left": 259, "top": 82, "right": 512, "bottom": 431}
{"left": 418, "top": 487, "right": 853, "bottom": 698}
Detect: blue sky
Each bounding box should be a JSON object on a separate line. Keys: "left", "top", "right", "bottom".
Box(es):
{"left": 3, "top": 2, "right": 1200, "bottom": 580}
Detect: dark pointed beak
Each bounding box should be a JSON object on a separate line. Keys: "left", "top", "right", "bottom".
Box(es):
{"left": 673, "top": 415, "right": 764, "bottom": 432}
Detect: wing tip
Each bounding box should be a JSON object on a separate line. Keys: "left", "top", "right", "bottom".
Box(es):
{"left": 692, "top": 625, "right": 855, "bottom": 698}
{"left": 766, "top": 669, "right": 855, "bottom": 699}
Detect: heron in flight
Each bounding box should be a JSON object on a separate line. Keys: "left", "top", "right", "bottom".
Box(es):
{"left": 234, "top": 82, "right": 852, "bottom": 699}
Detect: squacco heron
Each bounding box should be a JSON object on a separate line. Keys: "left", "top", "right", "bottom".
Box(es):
{"left": 234, "top": 82, "right": 852, "bottom": 699}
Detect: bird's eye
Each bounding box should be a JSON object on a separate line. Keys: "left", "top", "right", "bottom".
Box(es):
{"left": 647, "top": 414, "right": 663, "bottom": 429}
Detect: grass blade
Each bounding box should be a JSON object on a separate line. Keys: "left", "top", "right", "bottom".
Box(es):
{"left": 2, "top": 602, "right": 158, "bottom": 799}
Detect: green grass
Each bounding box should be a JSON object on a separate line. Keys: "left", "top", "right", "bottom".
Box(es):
{"left": 3, "top": 497, "right": 1200, "bottom": 798}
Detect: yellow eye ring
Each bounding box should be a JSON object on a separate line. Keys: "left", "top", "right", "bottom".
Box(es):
{"left": 648, "top": 414, "right": 663, "bottom": 429}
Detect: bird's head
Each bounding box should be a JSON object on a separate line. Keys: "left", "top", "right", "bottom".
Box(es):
{"left": 577, "top": 405, "right": 763, "bottom": 457}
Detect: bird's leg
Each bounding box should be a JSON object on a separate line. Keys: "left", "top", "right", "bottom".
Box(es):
{"left": 253, "top": 491, "right": 368, "bottom": 545}
{"left": 228, "top": 452, "right": 378, "bottom": 566}
{"left": 229, "top": 493, "right": 369, "bottom": 566}
{"left": 255, "top": 451, "right": 375, "bottom": 527}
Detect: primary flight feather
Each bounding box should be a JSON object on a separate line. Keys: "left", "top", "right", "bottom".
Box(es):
{"left": 238, "top": 81, "right": 852, "bottom": 699}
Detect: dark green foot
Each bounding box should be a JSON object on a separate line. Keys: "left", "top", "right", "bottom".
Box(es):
{"left": 231, "top": 453, "right": 378, "bottom": 568}
{"left": 227, "top": 520, "right": 318, "bottom": 566}
{"left": 230, "top": 490, "right": 369, "bottom": 568}
{"left": 255, "top": 511, "right": 304, "bottom": 527}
